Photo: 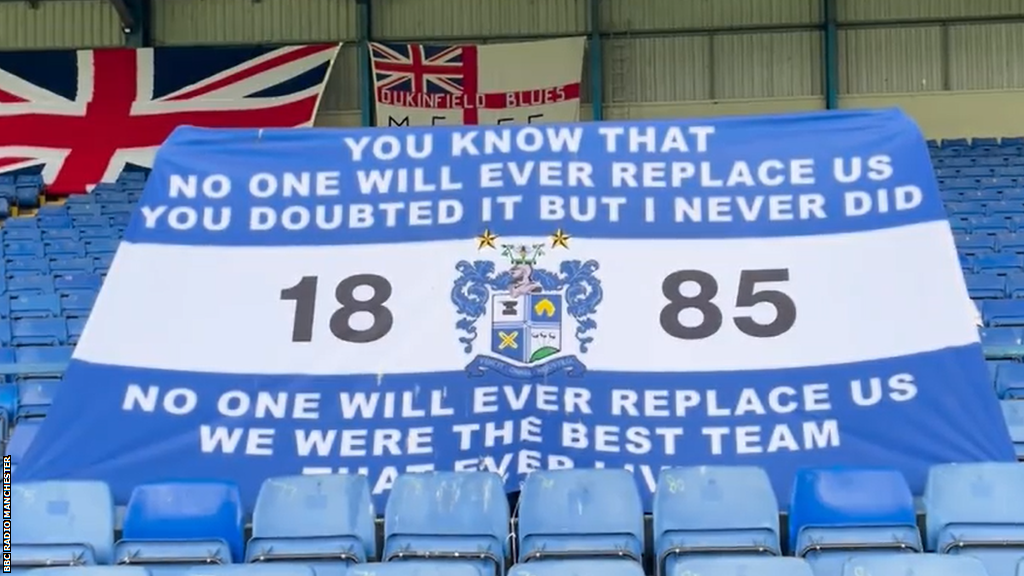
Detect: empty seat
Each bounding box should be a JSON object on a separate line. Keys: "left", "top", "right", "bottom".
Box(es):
{"left": 996, "top": 363, "right": 1024, "bottom": 398}
{"left": 654, "top": 467, "right": 779, "bottom": 576}
{"left": 187, "top": 566, "right": 315, "bottom": 576}
{"left": 348, "top": 562, "right": 483, "bottom": 576}
{"left": 28, "top": 568, "right": 153, "bottom": 576}
{"left": 985, "top": 300, "right": 1024, "bottom": 327}
{"left": 970, "top": 217, "right": 1010, "bottom": 234}
{"left": 61, "top": 293, "right": 96, "bottom": 317}
{"left": 1000, "top": 232, "right": 1024, "bottom": 253}
{"left": 44, "top": 241, "right": 85, "bottom": 257}
{"left": 12, "top": 481, "right": 115, "bottom": 569}
{"left": 7, "top": 258, "right": 50, "bottom": 276}
{"left": 12, "top": 318, "right": 68, "bottom": 346}
{"left": 7, "top": 276, "right": 55, "bottom": 295}
{"left": 671, "top": 557, "right": 813, "bottom": 576}
{"left": 384, "top": 472, "right": 509, "bottom": 576}
{"left": 6, "top": 420, "right": 39, "bottom": 466}
{"left": 17, "top": 381, "right": 59, "bottom": 419}
{"left": 85, "top": 239, "right": 119, "bottom": 255}
{"left": 976, "top": 253, "right": 1024, "bottom": 274}
{"left": 508, "top": 560, "right": 645, "bottom": 576}
{"left": 518, "top": 469, "right": 643, "bottom": 564}
{"left": 115, "top": 481, "right": 244, "bottom": 566}
{"left": 981, "top": 327, "right": 1024, "bottom": 359}
{"left": 247, "top": 474, "right": 376, "bottom": 575}
{"left": 842, "top": 554, "right": 988, "bottom": 576}
{"left": 55, "top": 273, "right": 103, "bottom": 293}
{"left": 789, "top": 468, "right": 921, "bottom": 576}
{"left": 956, "top": 234, "right": 997, "bottom": 253}
{"left": 925, "top": 462, "right": 1024, "bottom": 576}
{"left": 50, "top": 258, "right": 94, "bottom": 274}
{"left": 66, "top": 317, "right": 87, "bottom": 345}
{"left": 1000, "top": 401, "right": 1024, "bottom": 459}
{"left": 967, "top": 274, "right": 1006, "bottom": 298}
{"left": 10, "top": 294, "right": 61, "bottom": 319}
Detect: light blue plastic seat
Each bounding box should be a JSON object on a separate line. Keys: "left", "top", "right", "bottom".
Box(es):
{"left": 12, "top": 318, "right": 68, "bottom": 346}
{"left": 518, "top": 469, "right": 643, "bottom": 564}
{"left": 350, "top": 561, "right": 483, "bottom": 576}
{"left": 925, "top": 462, "right": 1024, "bottom": 576}
{"left": 384, "top": 472, "right": 509, "bottom": 576}
{"left": 16, "top": 381, "right": 59, "bottom": 419}
{"left": 246, "top": 474, "right": 376, "bottom": 576}
{"left": 967, "top": 274, "right": 1006, "bottom": 299}
{"left": 187, "top": 566, "right": 315, "bottom": 576}
{"left": 996, "top": 363, "right": 1024, "bottom": 398}
{"left": 789, "top": 468, "right": 921, "bottom": 576}
{"left": 985, "top": 300, "right": 1024, "bottom": 327}
{"left": 509, "top": 560, "right": 645, "bottom": 576}
{"left": 842, "top": 554, "right": 987, "bottom": 576}
{"left": 9, "top": 294, "right": 61, "bottom": 319}
{"left": 981, "top": 327, "right": 1024, "bottom": 359}
{"left": 12, "top": 481, "right": 115, "bottom": 570}
{"left": 28, "top": 567, "right": 152, "bottom": 576}
{"left": 654, "top": 467, "right": 779, "bottom": 576}
{"left": 671, "top": 557, "right": 813, "bottom": 576}
{"left": 115, "top": 481, "right": 243, "bottom": 568}
{"left": 977, "top": 253, "right": 1024, "bottom": 274}
{"left": 1001, "top": 401, "right": 1024, "bottom": 459}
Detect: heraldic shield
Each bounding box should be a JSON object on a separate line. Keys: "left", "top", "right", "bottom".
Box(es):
{"left": 490, "top": 292, "right": 564, "bottom": 364}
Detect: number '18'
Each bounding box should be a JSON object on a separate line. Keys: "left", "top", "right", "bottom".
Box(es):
{"left": 280, "top": 274, "right": 394, "bottom": 343}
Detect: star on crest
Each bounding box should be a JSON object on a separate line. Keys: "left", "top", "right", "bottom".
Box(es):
{"left": 476, "top": 229, "right": 499, "bottom": 250}
{"left": 550, "top": 228, "right": 571, "bottom": 249}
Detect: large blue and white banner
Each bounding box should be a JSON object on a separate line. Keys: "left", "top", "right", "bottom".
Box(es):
{"left": 18, "top": 110, "right": 1016, "bottom": 508}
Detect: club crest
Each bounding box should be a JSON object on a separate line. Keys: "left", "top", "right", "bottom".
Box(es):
{"left": 451, "top": 229, "right": 603, "bottom": 379}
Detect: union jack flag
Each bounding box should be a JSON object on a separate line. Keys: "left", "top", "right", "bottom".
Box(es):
{"left": 370, "top": 43, "right": 470, "bottom": 95}
{"left": 0, "top": 44, "right": 340, "bottom": 194}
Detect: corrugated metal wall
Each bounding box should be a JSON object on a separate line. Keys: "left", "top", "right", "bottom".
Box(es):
{"left": 370, "top": 0, "right": 585, "bottom": 39}
{"left": 0, "top": 0, "right": 122, "bottom": 49}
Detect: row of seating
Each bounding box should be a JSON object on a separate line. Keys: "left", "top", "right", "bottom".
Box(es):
{"left": 0, "top": 317, "right": 87, "bottom": 345}
{"left": 960, "top": 254, "right": 1024, "bottom": 274}
{"left": 12, "top": 465, "right": 1024, "bottom": 576}
{"left": 8, "top": 555, "right": 997, "bottom": 576}
{"left": 929, "top": 137, "right": 1024, "bottom": 148}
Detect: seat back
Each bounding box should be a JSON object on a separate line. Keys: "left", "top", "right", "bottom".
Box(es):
{"left": 842, "top": 553, "right": 988, "bottom": 576}
{"left": 12, "top": 481, "right": 115, "bottom": 567}
{"left": 349, "top": 561, "right": 483, "bottom": 576}
{"left": 247, "top": 474, "right": 376, "bottom": 570}
{"left": 116, "top": 481, "right": 243, "bottom": 566}
{"left": 6, "top": 421, "right": 40, "bottom": 465}
{"left": 518, "top": 469, "right": 643, "bottom": 563}
{"left": 789, "top": 468, "right": 921, "bottom": 558}
{"left": 384, "top": 472, "right": 509, "bottom": 574}
{"left": 654, "top": 466, "right": 780, "bottom": 571}
{"left": 672, "top": 557, "right": 813, "bottom": 576}
{"left": 508, "top": 559, "right": 645, "bottom": 576}
{"left": 187, "top": 565, "right": 316, "bottom": 576}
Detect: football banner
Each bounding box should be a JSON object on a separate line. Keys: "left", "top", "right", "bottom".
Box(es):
{"left": 0, "top": 44, "right": 340, "bottom": 194}
{"left": 370, "top": 38, "right": 584, "bottom": 127}
{"left": 17, "top": 110, "right": 1015, "bottom": 509}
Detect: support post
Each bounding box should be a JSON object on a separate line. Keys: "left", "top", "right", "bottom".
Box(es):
{"left": 822, "top": 0, "right": 838, "bottom": 109}
{"left": 588, "top": 0, "right": 604, "bottom": 121}
{"left": 357, "top": 0, "right": 374, "bottom": 127}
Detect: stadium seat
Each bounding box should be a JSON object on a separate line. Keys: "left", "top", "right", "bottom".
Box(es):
{"left": 924, "top": 462, "right": 1024, "bottom": 576}
{"left": 841, "top": 554, "right": 987, "bottom": 576}
{"left": 984, "top": 300, "right": 1024, "bottom": 327}
{"left": 66, "top": 317, "right": 87, "bottom": 345}
{"left": 969, "top": 217, "right": 1008, "bottom": 234}
{"left": 115, "top": 481, "right": 244, "bottom": 566}
{"left": 17, "top": 381, "right": 58, "bottom": 419}
{"left": 86, "top": 239, "right": 120, "bottom": 255}
{"left": 7, "top": 258, "right": 50, "bottom": 276}
{"left": 11, "top": 480, "right": 115, "bottom": 569}
{"left": 12, "top": 318, "right": 68, "bottom": 346}
{"left": 955, "top": 234, "right": 997, "bottom": 254}
{"left": 50, "top": 258, "right": 94, "bottom": 274}
{"left": 246, "top": 474, "right": 376, "bottom": 575}
{"left": 789, "top": 468, "right": 921, "bottom": 576}
{"left": 187, "top": 566, "right": 316, "bottom": 576}
{"left": 966, "top": 274, "right": 1006, "bottom": 298}
{"left": 976, "top": 253, "right": 1024, "bottom": 274}
{"left": 15, "top": 346, "right": 72, "bottom": 375}
{"left": 653, "top": 467, "right": 779, "bottom": 576}
{"left": 507, "top": 560, "right": 645, "bottom": 576}
{"left": 996, "top": 363, "right": 1024, "bottom": 398}
{"left": 61, "top": 292, "right": 96, "bottom": 317}
{"left": 980, "top": 327, "right": 1024, "bottom": 359}
{"left": 6, "top": 419, "right": 39, "bottom": 467}
{"left": 518, "top": 469, "right": 643, "bottom": 564}
{"left": 27, "top": 568, "right": 154, "bottom": 576}
{"left": 55, "top": 273, "right": 103, "bottom": 293}
{"left": 670, "top": 557, "right": 813, "bottom": 576}
{"left": 384, "top": 472, "right": 509, "bottom": 576}
{"left": 44, "top": 240, "right": 86, "bottom": 257}
{"left": 1000, "top": 401, "right": 1024, "bottom": 459}
{"left": 9, "top": 294, "right": 61, "bottom": 319}
{"left": 346, "top": 562, "right": 485, "bottom": 576}
{"left": 1008, "top": 274, "right": 1024, "bottom": 298}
